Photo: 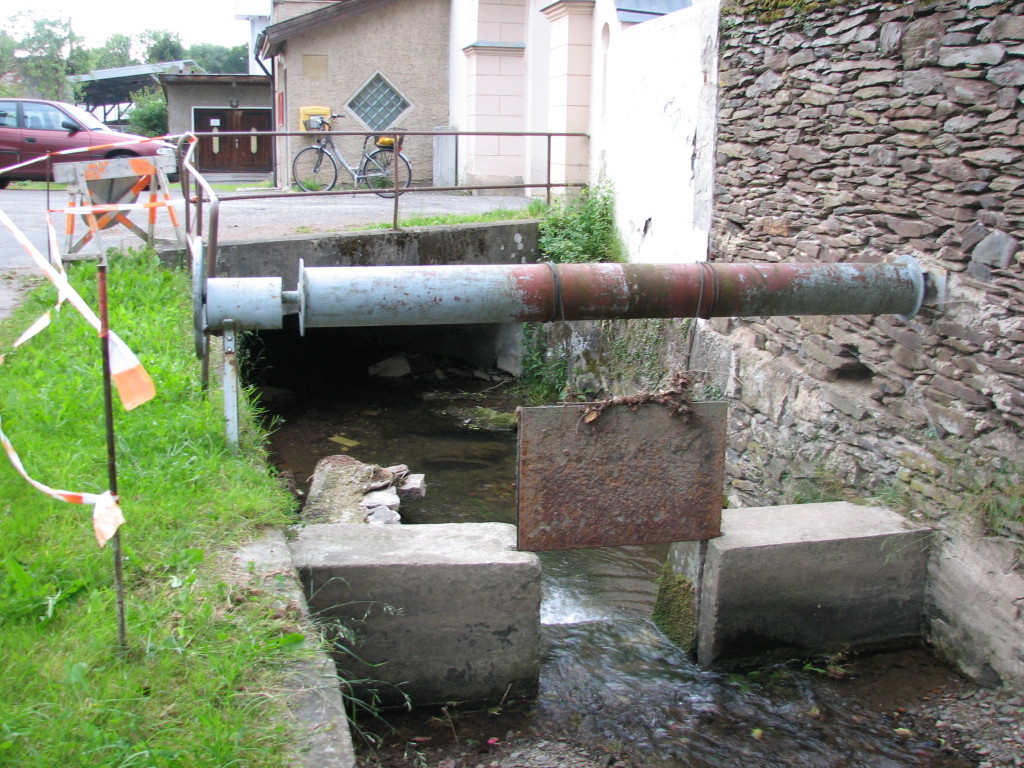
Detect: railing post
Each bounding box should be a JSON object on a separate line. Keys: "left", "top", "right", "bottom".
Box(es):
{"left": 392, "top": 131, "right": 400, "bottom": 230}
{"left": 546, "top": 133, "right": 553, "bottom": 206}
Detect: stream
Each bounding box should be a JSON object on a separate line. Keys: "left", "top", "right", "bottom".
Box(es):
{"left": 256, "top": 335, "right": 969, "bottom": 768}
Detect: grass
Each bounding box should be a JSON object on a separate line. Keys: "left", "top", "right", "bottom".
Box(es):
{"left": 0, "top": 249, "right": 305, "bottom": 767}
{"left": 357, "top": 201, "right": 547, "bottom": 231}
{"left": 5, "top": 181, "right": 69, "bottom": 192}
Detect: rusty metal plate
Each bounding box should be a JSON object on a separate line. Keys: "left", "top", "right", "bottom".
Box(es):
{"left": 517, "top": 401, "right": 726, "bottom": 551}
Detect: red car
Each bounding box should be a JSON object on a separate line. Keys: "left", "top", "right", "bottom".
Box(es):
{"left": 0, "top": 98, "right": 178, "bottom": 188}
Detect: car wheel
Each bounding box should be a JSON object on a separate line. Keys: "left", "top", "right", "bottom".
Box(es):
{"left": 0, "top": 179, "right": 9, "bottom": 190}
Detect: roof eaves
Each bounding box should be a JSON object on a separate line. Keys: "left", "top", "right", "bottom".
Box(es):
{"left": 261, "top": 0, "right": 398, "bottom": 57}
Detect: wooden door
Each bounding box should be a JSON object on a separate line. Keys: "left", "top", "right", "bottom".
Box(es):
{"left": 193, "top": 108, "right": 272, "bottom": 172}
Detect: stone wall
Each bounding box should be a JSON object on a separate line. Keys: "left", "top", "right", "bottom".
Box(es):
{"left": 705, "top": 0, "right": 1023, "bottom": 526}
{"left": 694, "top": 0, "right": 1024, "bottom": 687}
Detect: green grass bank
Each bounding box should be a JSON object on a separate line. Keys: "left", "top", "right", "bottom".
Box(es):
{"left": 0, "top": 251, "right": 305, "bottom": 766}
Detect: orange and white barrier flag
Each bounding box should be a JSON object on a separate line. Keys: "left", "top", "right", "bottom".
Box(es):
{"left": 0, "top": 209, "right": 156, "bottom": 410}
{"left": 92, "top": 491, "right": 126, "bottom": 547}
{"left": 108, "top": 331, "right": 155, "bottom": 410}
{"left": 0, "top": 207, "right": 152, "bottom": 544}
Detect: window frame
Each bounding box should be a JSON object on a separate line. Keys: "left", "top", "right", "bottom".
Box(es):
{"left": 346, "top": 71, "right": 413, "bottom": 132}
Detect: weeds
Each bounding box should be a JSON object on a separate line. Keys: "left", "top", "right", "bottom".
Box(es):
{"left": 539, "top": 183, "right": 623, "bottom": 264}
{"left": 960, "top": 461, "right": 1024, "bottom": 538}
{"left": 515, "top": 322, "right": 568, "bottom": 404}
{"left": 785, "top": 464, "right": 850, "bottom": 505}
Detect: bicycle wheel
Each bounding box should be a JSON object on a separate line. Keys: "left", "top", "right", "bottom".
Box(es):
{"left": 361, "top": 148, "right": 411, "bottom": 198}
{"left": 293, "top": 146, "right": 338, "bottom": 192}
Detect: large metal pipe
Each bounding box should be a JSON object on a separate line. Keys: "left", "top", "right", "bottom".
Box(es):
{"left": 203, "top": 257, "right": 931, "bottom": 333}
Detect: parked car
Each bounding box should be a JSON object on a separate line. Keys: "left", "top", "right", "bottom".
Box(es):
{"left": 0, "top": 98, "right": 178, "bottom": 187}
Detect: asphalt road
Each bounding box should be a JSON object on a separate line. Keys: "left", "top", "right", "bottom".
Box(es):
{"left": 0, "top": 185, "right": 535, "bottom": 322}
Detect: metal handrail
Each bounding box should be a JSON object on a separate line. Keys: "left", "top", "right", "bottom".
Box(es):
{"left": 176, "top": 132, "right": 222, "bottom": 388}
{"left": 176, "top": 128, "right": 589, "bottom": 287}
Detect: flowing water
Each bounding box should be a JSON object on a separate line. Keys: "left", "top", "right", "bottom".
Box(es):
{"left": 257, "top": 335, "right": 968, "bottom": 768}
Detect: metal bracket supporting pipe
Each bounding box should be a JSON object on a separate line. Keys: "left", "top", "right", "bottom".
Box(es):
{"left": 201, "top": 256, "right": 943, "bottom": 337}
{"left": 222, "top": 321, "right": 239, "bottom": 451}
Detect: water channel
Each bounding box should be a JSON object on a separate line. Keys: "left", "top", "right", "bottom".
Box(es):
{"left": 254, "top": 328, "right": 969, "bottom": 768}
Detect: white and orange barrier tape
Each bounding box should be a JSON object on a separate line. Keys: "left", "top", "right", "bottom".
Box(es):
{"left": 49, "top": 199, "right": 184, "bottom": 217}
{"left": 0, "top": 208, "right": 156, "bottom": 546}
{"left": 0, "top": 134, "right": 181, "bottom": 178}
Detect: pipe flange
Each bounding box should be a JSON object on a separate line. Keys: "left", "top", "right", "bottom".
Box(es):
{"left": 297, "top": 259, "right": 307, "bottom": 336}
{"left": 894, "top": 254, "right": 925, "bottom": 322}
{"left": 191, "top": 236, "right": 208, "bottom": 361}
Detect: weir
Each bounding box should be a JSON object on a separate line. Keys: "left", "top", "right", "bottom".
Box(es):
{"left": 197, "top": 234, "right": 948, "bottom": 766}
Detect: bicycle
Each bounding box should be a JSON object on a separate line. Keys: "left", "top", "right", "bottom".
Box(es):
{"left": 292, "top": 113, "right": 412, "bottom": 197}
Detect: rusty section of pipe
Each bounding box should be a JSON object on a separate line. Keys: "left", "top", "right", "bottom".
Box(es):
{"left": 540, "top": 259, "right": 924, "bottom": 321}
{"left": 203, "top": 258, "right": 926, "bottom": 332}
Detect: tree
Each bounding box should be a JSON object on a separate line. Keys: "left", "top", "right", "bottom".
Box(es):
{"left": 127, "top": 87, "right": 168, "bottom": 136}
{"left": 141, "top": 30, "right": 185, "bottom": 64}
{"left": 0, "top": 27, "right": 16, "bottom": 97}
{"left": 2, "top": 12, "right": 88, "bottom": 100}
{"left": 187, "top": 43, "right": 248, "bottom": 74}
{"left": 89, "top": 33, "right": 138, "bottom": 70}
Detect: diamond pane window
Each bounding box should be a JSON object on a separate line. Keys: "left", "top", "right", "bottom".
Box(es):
{"left": 348, "top": 74, "right": 409, "bottom": 131}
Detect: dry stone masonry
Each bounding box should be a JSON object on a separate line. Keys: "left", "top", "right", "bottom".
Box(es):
{"left": 706, "top": 0, "right": 1024, "bottom": 524}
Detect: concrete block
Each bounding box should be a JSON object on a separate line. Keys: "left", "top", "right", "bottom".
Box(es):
{"left": 927, "top": 528, "right": 1024, "bottom": 689}
{"left": 667, "top": 502, "right": 932, "bottom": 668}
{"left": 288, "top": 522, "right": 541, "bottom": 708}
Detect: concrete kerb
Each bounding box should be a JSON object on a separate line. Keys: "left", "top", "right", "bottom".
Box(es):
{"left": 233, "top": 530, "right": 356, "bottom": 768}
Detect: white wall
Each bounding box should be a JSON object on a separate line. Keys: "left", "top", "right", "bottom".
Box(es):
{"left": 449, "top": 0, "right": 477, "bottom": 181}
{"left": 595, "top": 0, "right": 720, "bottom": 264}
{"left": 523, "top": 0, "right": 552, "bottom": 189}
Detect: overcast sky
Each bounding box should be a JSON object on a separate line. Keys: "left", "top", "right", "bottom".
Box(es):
{"left": 18, "top": 1, "right": 254, "bottom": 49}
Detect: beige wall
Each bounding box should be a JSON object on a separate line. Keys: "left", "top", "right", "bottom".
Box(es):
{"left": 271, "top": 0, "right": 337, "bottom": 24}
{"left": 274, "top": 0, "right": 450, "bottom": 186}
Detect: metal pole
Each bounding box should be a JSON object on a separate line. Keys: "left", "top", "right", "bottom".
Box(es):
{"left": 97, "top": 262, "right": 128, "bottom": 652}
{"left": 392, "top": 132, "right": 399, "bottom": 230}
{"left": 546, "top": 134, "right": 552, "bottom": 207}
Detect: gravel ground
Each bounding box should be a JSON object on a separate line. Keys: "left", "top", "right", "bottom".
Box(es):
{"left": 899, "top": 683, "right": 1024, "bottom": 768}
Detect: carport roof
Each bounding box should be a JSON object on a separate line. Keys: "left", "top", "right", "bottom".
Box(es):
{"left": 69, "top": 61, "right": 207, "bottom": 108}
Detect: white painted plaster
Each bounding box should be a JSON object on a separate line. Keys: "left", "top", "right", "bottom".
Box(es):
{"left": 596, "top": 0, "right": 720, "bottom": 264}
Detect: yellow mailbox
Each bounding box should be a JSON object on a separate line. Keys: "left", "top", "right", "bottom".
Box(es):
{"left": 299, "top": 105, "right": 331, "bottom": 131}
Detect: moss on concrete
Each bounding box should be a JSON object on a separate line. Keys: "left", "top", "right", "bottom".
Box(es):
{"left": 651, "top": 563, "right": 697, "bottom": 652}
{"left": 567, "top": 318, "right": 690, "bottom": 397}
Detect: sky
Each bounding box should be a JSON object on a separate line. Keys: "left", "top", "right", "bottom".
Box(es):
{"left": 18, "top": 0, "right": 255, "bottom": 49}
